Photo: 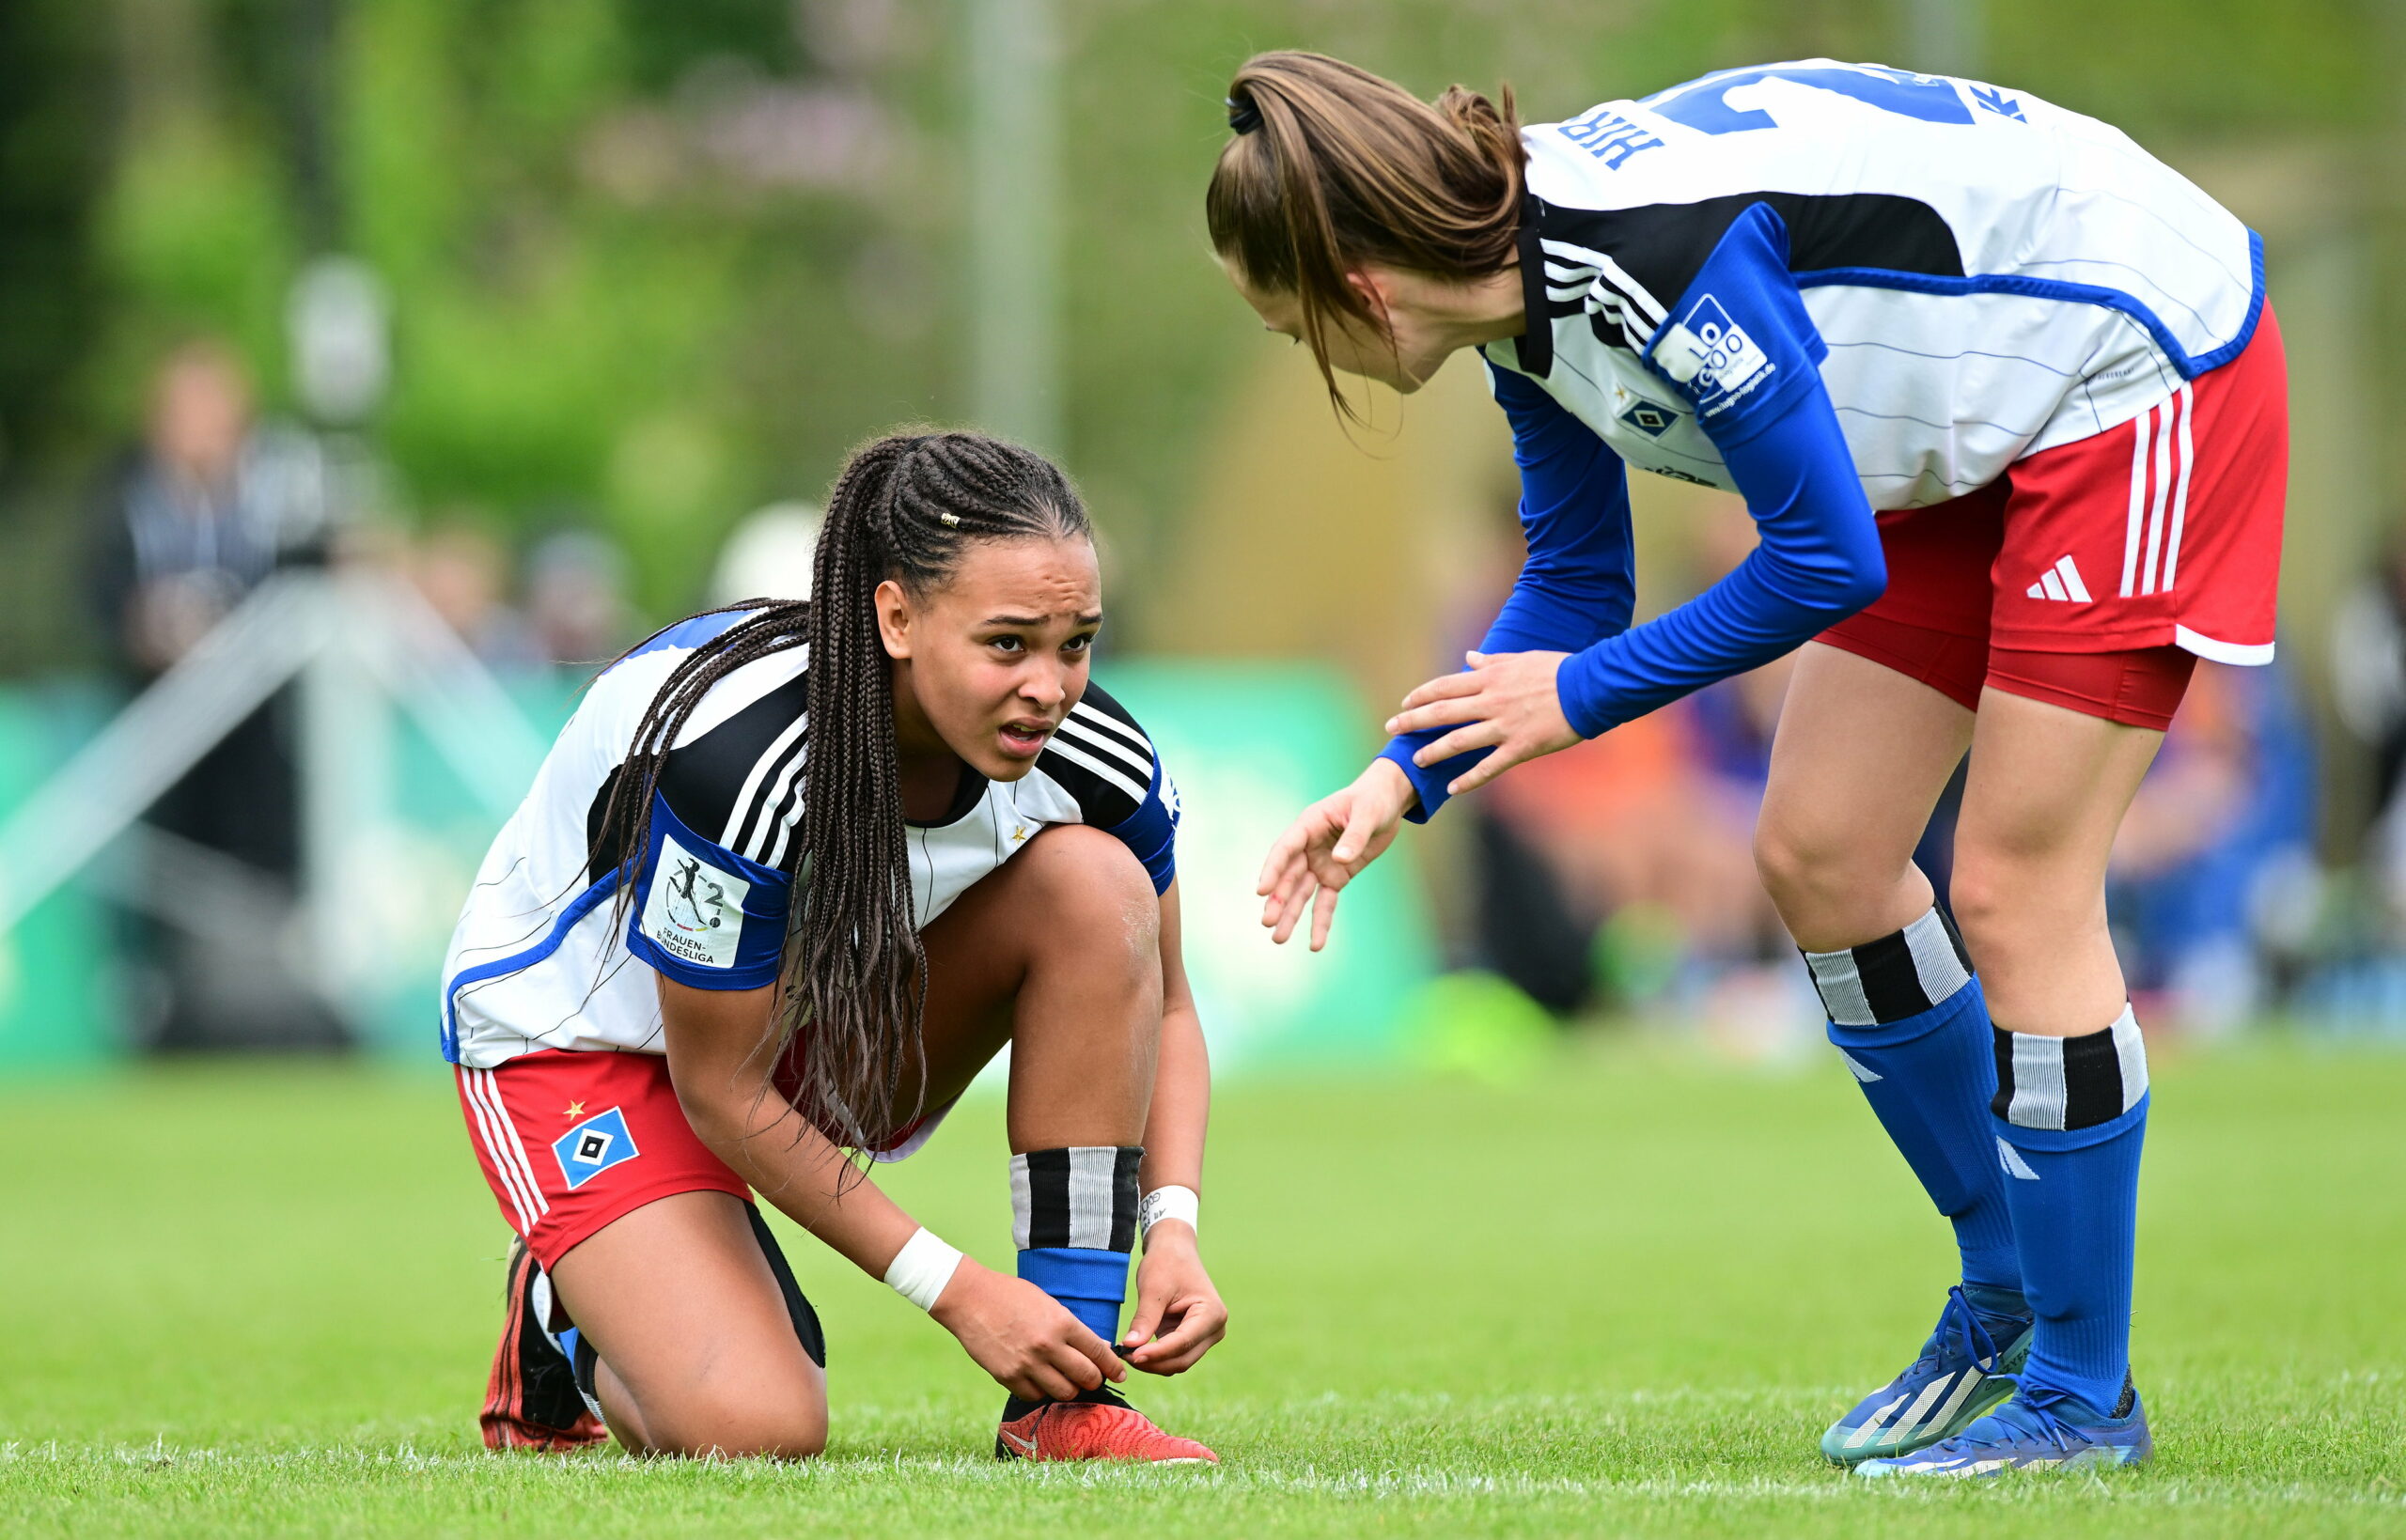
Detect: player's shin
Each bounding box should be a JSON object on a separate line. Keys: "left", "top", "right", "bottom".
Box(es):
{"left": 1807, "top": 907, "right": 2023, "bottom": 1298}
{"left": 1991, "top": 1008, "right": 2148, "bottom": 1416}
{"left": 1010, "top": 1146, "right": 1141, "bottom": 1361}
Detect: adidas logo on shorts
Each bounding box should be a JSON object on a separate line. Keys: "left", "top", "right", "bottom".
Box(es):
{"left": 2025, "top": 555, "right": 2092, "bottom": 603}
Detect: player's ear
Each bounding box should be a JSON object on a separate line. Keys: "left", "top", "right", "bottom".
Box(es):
{"left": 873, "top": 578, "right": 914, "bottom": 660}
{"left": 1345, "top": 268, "right": 1399, "bottom": 327}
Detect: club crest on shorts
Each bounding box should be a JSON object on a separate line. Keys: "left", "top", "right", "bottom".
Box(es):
{"left": 553, "top": 1106, "right": 640, "bottom": 1189}
{"left": 640, "top": 832, "right": 749, "bottom": 969}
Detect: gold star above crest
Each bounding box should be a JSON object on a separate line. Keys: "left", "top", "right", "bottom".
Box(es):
{"left": 564, "top": 1100, "right": 586, "bottom": 1119}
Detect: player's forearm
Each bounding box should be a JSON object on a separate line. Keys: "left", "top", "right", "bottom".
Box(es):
{"left": 675, "top": 1078, "right": 923, "bottom": 1278}
{"left": 1139, "top": 995, "right": 1210, "bottom": 1196}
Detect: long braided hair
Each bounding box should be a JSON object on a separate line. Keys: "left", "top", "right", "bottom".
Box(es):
{"left": 595, "top": 428, "right": 1093, "bottom": 1157}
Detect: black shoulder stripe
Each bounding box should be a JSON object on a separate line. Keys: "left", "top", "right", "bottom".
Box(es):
{"left": 1070, "top": 682, "right": 1153, "bottom": 746}
{"left": 1055, "top": 715, "right": 1150, "bottom": 780}
{"left": 1034, "top": 743, "right": 1143, "bottom": 828}
{"left": 655, "top": 669, "right": 810, "bottom": 854}
{"left": 1540, "top": 192, "right": 1964, "bottom": 331}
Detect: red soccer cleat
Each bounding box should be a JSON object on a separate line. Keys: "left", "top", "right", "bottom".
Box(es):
{"left": 994, "top": 1389, "right": 1217, "bottom": 1464}
{"left": 481, "top": 1239, "right": 609, "bottom": 1452}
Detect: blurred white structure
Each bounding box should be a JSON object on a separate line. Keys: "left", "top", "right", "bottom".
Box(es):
{"left": 709, "top": 501, "right": 822, "bottom": 605}
{"left": 0, "top": 570, "right": 546, "bottom": 1038}
{"left": 965, "top": 0, "right": 1061, "bottom": 452}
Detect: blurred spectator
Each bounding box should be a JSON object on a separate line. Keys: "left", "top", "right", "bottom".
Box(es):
{"left": 525, "top": 528, "right": 634, "bottom": 669}
{"left": 413, "top": 520, "right": 543, "bottom": 670}
{"left": 90, "top": 340, "right": 325, "bottom": 674}
{"left": 2110, "top": 660, "right": 2318, "bottom": 1036}
{"left": 85, "top": 339, "right": 335, "bottom": 1050}
{"left": 2331, "top": 536, "right": 2406, "bottom": 823}
{"left": 710, "top": 500, "right": 821, "bottom": 605}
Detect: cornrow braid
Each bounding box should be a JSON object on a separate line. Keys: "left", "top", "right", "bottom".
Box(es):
{"left": 596, "top": 428, "right": 1091, "bottom": 1166}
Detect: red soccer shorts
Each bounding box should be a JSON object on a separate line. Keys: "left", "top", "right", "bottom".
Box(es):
{"left": 457, "top": 1048, "right": 953, "bottom": 1268}
{"left": 457, "top": 1050, "right": 753, "bottom": 1271}
{"left": 1820, "top": 305, "right": 2288, "bottom": 729}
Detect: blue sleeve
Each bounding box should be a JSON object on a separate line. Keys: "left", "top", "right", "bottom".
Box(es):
{"left": 1380, "top": 364, "right": 1637, "bottom": 820}
{"left": 1553, "top": 203, "right": 1883, "bottom": 739}
{"left": 624, "top": 789, "right": 793, "bottom": 989}
{"left": 1106, "top": 756, "right": 1180, "bottom": 894}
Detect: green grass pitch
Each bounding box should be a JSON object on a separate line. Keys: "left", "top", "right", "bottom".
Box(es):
{"left": 1, "top": 1039, "right": 2399, "bottom": 1537}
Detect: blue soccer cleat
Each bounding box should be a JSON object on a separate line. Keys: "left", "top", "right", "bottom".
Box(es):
{"left": 1821, "top": 1285, "right": 2032, "bottom": 1466}
{"left": 1853, "top": 1379, "right": 2151, "bottom": 1478}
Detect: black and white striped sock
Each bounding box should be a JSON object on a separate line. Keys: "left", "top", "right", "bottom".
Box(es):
{"left": 1010, "top": 1146, "right": 1142, "bottom": 1253}
{"left": 1803, "top": 907, "right": 1974, "bottom": 1026}
{"left": 1992, "top": 1006, "right": 2149, "bottom": 1131}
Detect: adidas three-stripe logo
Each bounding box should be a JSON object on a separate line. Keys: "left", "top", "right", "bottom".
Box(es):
{"left": 2025, "top": 554, "right": 2092, "bottom": 603}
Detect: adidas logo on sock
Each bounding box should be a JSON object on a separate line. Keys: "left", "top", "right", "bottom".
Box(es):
{"left": 2025, "top": 555, "right": 2092, "bottom": 603}
{"left": 1996, "top": 1136, "right": 2041, "bottom": 1181}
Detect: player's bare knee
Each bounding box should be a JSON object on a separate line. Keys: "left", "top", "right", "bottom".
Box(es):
{"left": 647, "top": 1397, "right": 826, "bottom": 1461}
{"left": 1754, "top": 814, "right": 1883, "bottom": 929}
{"left": 1022, "top": 824, "right": 1160, "bottom": 961}
{"left": 1947, "top": 842, "right": 2070, "bottom": 958}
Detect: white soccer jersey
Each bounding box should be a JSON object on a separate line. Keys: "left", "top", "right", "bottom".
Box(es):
{"left": 439, "top": 612, "right": 1179, "bottom": 1070}
{"left": 1488, "top": 60, "right": 2264, "bottom": 509}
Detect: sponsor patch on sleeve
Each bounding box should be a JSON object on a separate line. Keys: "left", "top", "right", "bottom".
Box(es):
{"left": 1650, "top": 291, "right": 1775, "bottom": 418}
{"left": 639, "top": 833, "right": 749, "bottom": 970}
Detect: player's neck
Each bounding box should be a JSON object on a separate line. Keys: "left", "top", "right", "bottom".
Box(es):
{"left": 1401, "top": 267, "right": 1526, "bottom": 353}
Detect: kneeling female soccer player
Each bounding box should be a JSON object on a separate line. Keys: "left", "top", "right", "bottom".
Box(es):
{"left": 441, "top": 430, "right": 1223, "bottom": 1462}
{"left": 1209, "top": 54, "right": 2287, "bottom": 1476}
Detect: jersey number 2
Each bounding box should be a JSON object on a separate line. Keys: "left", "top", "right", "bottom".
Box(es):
{"left": 1644, "top": 65, "right": 1975, "bottom": 135}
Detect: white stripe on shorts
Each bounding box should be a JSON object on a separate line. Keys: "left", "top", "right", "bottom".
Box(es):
{"left": 463, "top": 1067, "right": 550, "bottom": 1230}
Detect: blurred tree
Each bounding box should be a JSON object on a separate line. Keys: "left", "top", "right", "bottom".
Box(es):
{"left": 0, "top": 0, "right": 111, "bottom": 472}
{"left": 0, "top": 0, "right": 2386, "bottom": 664}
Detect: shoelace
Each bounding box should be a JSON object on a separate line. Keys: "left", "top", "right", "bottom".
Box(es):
{"left": 1921, "top": 1378, "right": 2094, "bottom": 1459}
{"left": 1918, "top": 1285, "right": 2010, "bottom": 1378}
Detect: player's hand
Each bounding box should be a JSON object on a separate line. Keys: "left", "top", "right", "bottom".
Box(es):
{"left": 1385, "top": 650, "right": 1582, "bottom": 797}
{"left": 930, "top": 1257, "right": 1124, "bottom": 1402}
{"left": 1121, "top": 1223, "right": 1226, "bottom": 1376}
{"left": 1256, "top": 757, "right": 1416, "bottom": 951}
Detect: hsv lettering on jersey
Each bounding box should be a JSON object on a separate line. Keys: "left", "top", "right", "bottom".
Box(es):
{"left": 638, "top": 833, "right": 748, "bottom": 970}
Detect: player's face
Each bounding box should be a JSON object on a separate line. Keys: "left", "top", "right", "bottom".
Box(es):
{"left": 875, "top": 536, "right": 1102, "bottom": 783}
{"left": 1224, "top": 260, "right": 1450, "bottom": 395}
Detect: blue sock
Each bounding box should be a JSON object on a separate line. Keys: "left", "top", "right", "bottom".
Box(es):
{"left": 1011, "top": 1146, "right": 1140, "bottom": 1349}
{"left": 1992, "top": 1006, "right": 2149, "bottom": 1414}
{"left": 1016, "top": 1248, "right": 1131, "bottom": 1341}
{"left": 1806, "top": 909, "right": 2023, "bottom": 1297}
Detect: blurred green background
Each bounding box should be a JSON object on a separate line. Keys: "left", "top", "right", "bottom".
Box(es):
{"left": 2, "top": 0, "right": 2404, "bottom": 1068}
{"left": 3, "top": 0, "right": 2397, "bottom": 649}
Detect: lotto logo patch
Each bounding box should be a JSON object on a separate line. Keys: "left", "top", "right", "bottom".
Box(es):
{"left": 640, "top": 833, "right": 748, "bottom": 969}
{"left": 553, "top": 1106, "right": 640, "bottom": 1190}
{"left": 1651, "top": 293, "right": 1773, "bottom": 415}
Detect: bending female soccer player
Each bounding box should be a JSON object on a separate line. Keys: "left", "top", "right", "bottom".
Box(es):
{"left": 1210, "top": 54, "right": 2285, "bottom": 1477}
{"left": 441, "top": 430, "right": 1223, "bottom": 1462}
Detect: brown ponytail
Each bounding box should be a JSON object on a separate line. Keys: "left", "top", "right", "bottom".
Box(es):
{"left": 1207, "top": 51, "right": 1524, "bottom": 413}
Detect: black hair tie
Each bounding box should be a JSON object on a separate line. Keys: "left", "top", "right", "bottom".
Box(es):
{"left": 1226, "top": 95, "right": 1262, "bottom": 135}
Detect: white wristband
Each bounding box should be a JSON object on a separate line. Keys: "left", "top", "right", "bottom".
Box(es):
{"left": 1138, "top": 1185, "right": 1199, "bottom": 1242}
{"left": 883, "top": 1227, "right": 964, "bottom": 1312}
